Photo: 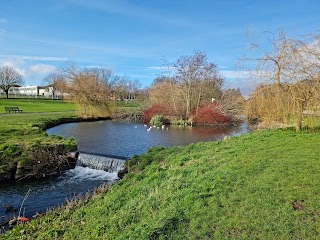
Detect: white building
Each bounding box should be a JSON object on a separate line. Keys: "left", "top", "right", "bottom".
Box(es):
{"left": 16, "top": 86, "right": 39, "bottom": 95}
{"left": 1, "top": 85, "right": 66, "bottom": 98}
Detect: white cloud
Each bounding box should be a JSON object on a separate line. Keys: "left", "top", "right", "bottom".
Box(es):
{"left": 220, "top": 70, "right": 250, "bottom": 79}
{"left": 28, "top": 64, "right": 56, "bottom": 75}
{"left": 0, "top": 57, "right": 25, "bottom": 68}
{"left": 218, "top": 66, "right": 229, "bottom": 69}
{"left": 0, "top": 58, "right": 27, "bottom": 77}
{"left": 146, "top": 66, "right": 176, "bottom": 72}
{"left": 24, "top": 64, "right": 57, "bottom": 85}
{"left": 0, "top": 19, "right": 8, "bottom": 24}
{"left": 0, "top": 55, "right": 67, "bottom": 61}
{"left": 147, "top": 68, "right": 251, "bottom": 79}
{"left": 0, "top": 56, "right": 57, "bottom": 85}
{"left": 84, "top": 65, "right": 112, "bottom": 69}
{"left": 147, "top": 66, "right": 163, "bottom": 70}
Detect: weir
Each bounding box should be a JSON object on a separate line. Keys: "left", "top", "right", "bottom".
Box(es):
{"left": 77, "top": 152, "right": 128, "bottom": 172}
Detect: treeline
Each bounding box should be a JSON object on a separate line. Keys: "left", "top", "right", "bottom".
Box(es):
{"left": 44, "top": 63, "right": 142, "bottom": 117}
{"left": 42, "top": 53, "right": 245, "bottom": 125}
{"left": 144, "top": 51, "right": 244, "bottom": 125}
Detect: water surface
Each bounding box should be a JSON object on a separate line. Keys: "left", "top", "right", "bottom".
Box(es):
{"left": 46, "top": 121, "right": 249, "bottom": 157}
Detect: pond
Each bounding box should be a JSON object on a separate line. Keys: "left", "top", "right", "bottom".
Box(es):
{"left": 46, "top": 121, "right": 249, "bottom": 157}
{"left": 0, "top": 121, "right": 249, "bottom": 225}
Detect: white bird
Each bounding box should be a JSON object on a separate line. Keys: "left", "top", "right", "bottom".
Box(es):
{"left": 144, "top": 124, "right": 147, "bottom": 127}
{"left": 161, "top": 125, "right": 165, "bottom": 129}
{"left": 147, "top": 127, "right": 152, "bottom": 131}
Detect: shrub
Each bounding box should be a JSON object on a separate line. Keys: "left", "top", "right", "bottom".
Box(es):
{"left": 150, "top": 115, "right": 165, "bottom": 126}
{"left": 142, "top": 104, "right": 171, "bottom": 124}
{"left": 170, "top": 118, "right": 188, "bottom": 126}
{"left": 193, "top": 103, "right": 231, "bottom": 125}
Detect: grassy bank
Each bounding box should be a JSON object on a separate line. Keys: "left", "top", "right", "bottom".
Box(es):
{"left": 0, "top": 99, "right": 78, "bottom": 181}
{"left": 3, "top": 127, "right": 320, "bottom": 239}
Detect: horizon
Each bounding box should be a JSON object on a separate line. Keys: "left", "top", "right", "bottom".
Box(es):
{"left": 1, "top": 0, "right": 320, "bottom": 97}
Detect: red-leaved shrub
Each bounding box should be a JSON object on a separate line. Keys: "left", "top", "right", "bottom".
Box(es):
{"left": 192, "top": 103, "right": 231, "bottom": 125}
{"left": 142, "top": 104, "right": 170, "bottom": 124}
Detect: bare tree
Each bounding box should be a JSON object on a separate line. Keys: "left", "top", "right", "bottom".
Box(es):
{"left": 127, "top": 79, "right": 141, "bottom": 100}
{"left": 217, "top": 88, "right": 245, "bottom": 121}
{"left": 240, "top": 30, "right": 320, "bottom": 130}
{"left": 112, "top": 75, "right": 129, "bottom": 101}
{"left": 239, "top": 31, "right": 291, "bottom": 85}
{"left": 174, "top": 51, "right": 223, "bottom": 118}
{"left": 147, "top": 51, "right": 225, "bottom": 122}
{"left": 111, "top": 76, "right": 141, "bottom": 102}
{"left": 43, "top": 73, "right": 67, "bottom": 100}
{"left": 148, "top": 76, "right": 184, "bottom": 117}
{"left": 0, "top": 66, "right": 23, "bottom": 99}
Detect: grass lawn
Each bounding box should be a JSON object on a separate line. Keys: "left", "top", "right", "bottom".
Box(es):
{"left": 4, "top": 127, "right": 320, "bottom": 239}
{"left": 0, "top": 112, "right": 78, "bottom": 150}
{"left": 0, "top": 99, "right": 78, "bottom": 150}
{"left": 115, "top": 100, "right": 140, "bottom": 108}
{"left": 0, "top": 99, "right": 76, "bottom": 114}
{"left": 0, "top": 100, "right": 78, "bottom": 175}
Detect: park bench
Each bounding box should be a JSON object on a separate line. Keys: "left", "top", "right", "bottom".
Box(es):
{"left": 4, "top": 106, "right": 23, "bottom": 113}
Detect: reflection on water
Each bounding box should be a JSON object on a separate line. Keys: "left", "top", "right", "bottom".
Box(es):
{"left": 0, "top": 120, "right": 249, "bottom": 222}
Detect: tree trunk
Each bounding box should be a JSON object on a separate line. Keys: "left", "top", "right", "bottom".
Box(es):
{"left": 295, "top": 101, "right": 304, "bottom": 131}
{"left": 186, "top": 84, "right": 192, "bottom": 118}
{"left": 196, "top": 91, "right": 202, "bottom": 115}
{"left": 295, "top": 113, "right": 302, "bottom": 131}
{"left": 5, "top": 90, "right": 9, "bottom": 99}
{"left": 170, "top": 82, "right": 177, "bottom": 114}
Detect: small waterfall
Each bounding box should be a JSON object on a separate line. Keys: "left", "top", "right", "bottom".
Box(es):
{"left": 77, "top": 152, "right": 127, "bottom": 173}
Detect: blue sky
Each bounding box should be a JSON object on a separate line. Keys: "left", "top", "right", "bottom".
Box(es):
{"left": 1, "top": 0, "right": 320, "bottom": 96}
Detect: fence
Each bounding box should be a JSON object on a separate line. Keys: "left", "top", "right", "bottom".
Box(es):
{"left": 0, "top": 93, "right": 62, "bottom": 100}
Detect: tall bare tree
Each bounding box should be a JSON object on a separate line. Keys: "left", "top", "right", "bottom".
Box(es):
{"left": 174, "top": 51, "right": 223, "bottom": 118}
{"left": 0, "top": 66, "right": 23, "bottom": 99}
{"left": 240, "top": 30, "right": 320, "bottom": 130}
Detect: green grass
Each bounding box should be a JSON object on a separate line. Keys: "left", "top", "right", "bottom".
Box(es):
{"left": 0, "top": 99, "right": 76, "bottom": 114}
{"left": 0, "top": 112, "right": 78, "bottom": 175}
{"left": 0, "top": 99, "right": 78, "bottom": 150}
{"left": 4, "top": 128, "right": 320, "bottom": 239}
{"left": 115, "top": 100, "right": 140, "bottom": 108}
{"left": 0, "top": 100, "right": 78, "bottom": 174}
{"left": 0, "top": 112, "right": 77, "bottom": 149}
